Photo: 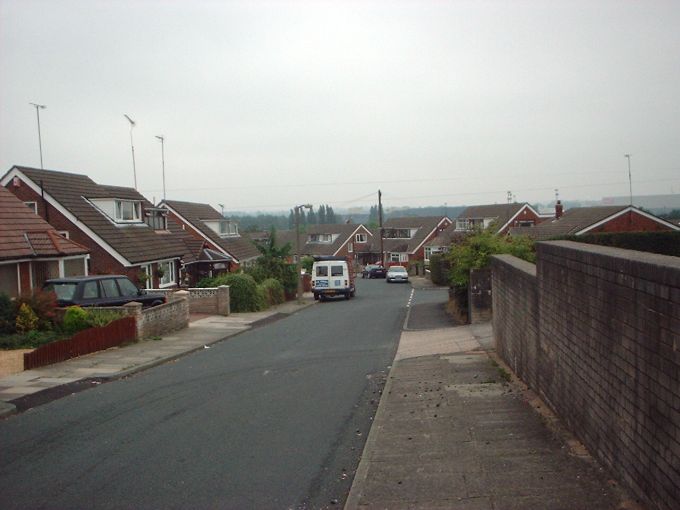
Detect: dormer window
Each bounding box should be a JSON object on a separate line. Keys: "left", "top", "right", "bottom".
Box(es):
{"left": 383, "top": 228, "right": 412, "bottom": 239}
{"left": 115, "top": 200, "right": 141, "bottom": 222}
{"left": 309, "top": 233, "right": 333, "bottom": 243}
{"left": 219, "top": 220, "right": 238, "bottom": 237}
{"left": 145, "top": 207, "right": 168, "bottom": 230}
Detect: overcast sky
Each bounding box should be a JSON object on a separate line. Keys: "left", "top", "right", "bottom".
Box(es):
{"left": 1, "top": 0, "right": 679, "bottom": 212}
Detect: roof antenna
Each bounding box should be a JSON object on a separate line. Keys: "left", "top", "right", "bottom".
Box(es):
{"left": 124, "top": 114, "right": 137, "bottom": 189}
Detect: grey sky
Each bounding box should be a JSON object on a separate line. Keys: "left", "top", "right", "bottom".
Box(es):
{"left": 1, "top": 0, "right": 679, "bottom": 212}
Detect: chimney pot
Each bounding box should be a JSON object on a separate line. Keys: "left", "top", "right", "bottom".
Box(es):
{"left": 555, "top": 200, "right": 564, "bottom": 219}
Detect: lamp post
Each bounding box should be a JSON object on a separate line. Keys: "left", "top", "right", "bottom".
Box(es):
{"left": 124, "top": 114, "right": 137, "bottom": 189}
{"left": 29, "top": 103, "right": 46, "bottom": 169}
{"left": 155, "top": 135, "right": 166, "bottom": 202}
{"left": 294, "top": 204, "right": 313, "bottom": 302}
{"left": 624, "top": 154, "right": 632, "bottom": 206}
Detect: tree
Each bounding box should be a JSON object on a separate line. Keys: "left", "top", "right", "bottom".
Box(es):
{"left": 307, "top": 206, "right": 317, "bottom": 225}
{"left": 447, "top": 231, "right": 535, "bottom": 287}
{"left": 288, "top": 210, "right": 295, "bottom": 229}
{"left": 318, "top": 205, "right": 326, "bottom": 224}
{"left": 326, "top": 205, "right": 336, "bottom": 224}
{"left": 368, "top": 205, "right": 378, "bottom": 225}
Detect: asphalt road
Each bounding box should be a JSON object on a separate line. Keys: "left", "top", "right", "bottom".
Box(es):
{"left": 0, "top": 278, "right": 412, "bottom": 510}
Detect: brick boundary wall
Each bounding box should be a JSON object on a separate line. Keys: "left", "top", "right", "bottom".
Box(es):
{"left": 147, "top": 286, "right": 230, "bottom": 315}
{"left": 492, "top": 241, "right": 680, "bottom": 510}
{"left": 123, "top": 293, "right": 190, "bottom": 339}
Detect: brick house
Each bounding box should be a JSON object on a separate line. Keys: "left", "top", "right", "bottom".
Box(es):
{"left": 455, "top": 203, "right": 543, "bottom": 235}
{"left": 0, "top": 186, "right": 90, "bottom": 297}
{"left": 161, "top": 200, "right": 261, "bottom": 279}
{"left": 2, "top": 166, "right": 190, "bottom": 289}
{"left": 374, "top": 216, "right": 452, "bottom": 268}
{"left": 509, "top": 204, "right": 680, "bottom": 240}
{"left": 276, "top": 224, "right": 373, "bottom": 266}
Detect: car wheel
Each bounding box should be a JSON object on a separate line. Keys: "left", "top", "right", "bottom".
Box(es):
{"left": 314, "top": 294, "right": 319, "bottom": 301}
{"left": 320, "top": 295, "right": 327, "bottom": 302}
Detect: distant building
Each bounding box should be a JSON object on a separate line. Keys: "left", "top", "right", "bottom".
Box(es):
{"left": 375, "top": 216, "right": 452, "bottom": 268}
{"left": 277, "top": 224, "right": 373, "bottom": 265}
{"left": 455, "top": 203, "right": 543, "bottom": 235}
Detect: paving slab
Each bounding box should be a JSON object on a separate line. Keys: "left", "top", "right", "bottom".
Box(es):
{"left": 346, "top": 322, "right": 633, "bottom": 509}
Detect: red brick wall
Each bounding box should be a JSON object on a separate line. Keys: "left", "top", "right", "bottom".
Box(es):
{"left": 19, "top": 262, "right": 31, "bottom": 294}
{"left": 413, "top": 219, "right": 452, "bottom": 259}
{"left": 588, "top": 210, "right": 674, "bottom": 234}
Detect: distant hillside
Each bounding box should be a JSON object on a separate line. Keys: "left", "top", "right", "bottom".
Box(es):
{"left": 385, "top": 205, "right": 464, "bottom": 220}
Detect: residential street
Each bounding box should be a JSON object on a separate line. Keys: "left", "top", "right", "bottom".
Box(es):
{"left": 0, "top": 279, "right": 411, "bottom": 510}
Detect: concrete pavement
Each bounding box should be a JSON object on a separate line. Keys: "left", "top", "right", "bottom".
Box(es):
{"left": 0, "top": 297, "right": 315, "bottom": 418}
{"left": 346, "top": 321, "right": 638, "bottom": 510}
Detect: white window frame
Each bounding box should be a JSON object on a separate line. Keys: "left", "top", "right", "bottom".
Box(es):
{"left": 347, "top": 242, "right": 353, "bottom": 253}
{"left": 158, "top": 260, "right": 175, "bottom": 288}
{"left": 355, "top": 233, "right": 367, "bottom": 243}
{"left": 58, "top": 230, "right": 70, "bottom": 239}
{"left": 219, "top": 220, "right": 239, "bottom": 237}
{"left": 115, "top": 200, "right": 142, "bottom": 222}
{"left": 24, "top": 201, "right": 38, "bottom": 214}
{"left": 389, "top": 253, "right": 401, "bottom": 262}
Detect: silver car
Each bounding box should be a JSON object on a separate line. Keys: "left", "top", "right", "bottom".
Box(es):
{"left": 386, "top": 265, "right": 409, "bottom": 283}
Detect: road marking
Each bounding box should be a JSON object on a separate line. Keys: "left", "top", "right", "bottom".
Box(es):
{"left": 407, "top": 289, "right": 415, "bottom": 308}
{"left": 403, "top": 289, "right": 416, "bottom": 330}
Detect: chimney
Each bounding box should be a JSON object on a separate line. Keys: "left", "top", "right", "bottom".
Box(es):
{"left": 555, "top": 200, "right": 564, "bottom": 219}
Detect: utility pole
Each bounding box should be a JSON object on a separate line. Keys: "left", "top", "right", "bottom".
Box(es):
{"left": 124, "top": 114, "right": 137, "bottom": 189}
{"left": 624, "top": 154, "right": 632, "bottom": 205}
{"left": 294, "top": 204, "right": 313, "bottom": 302}
{"left": 378, "top": 189, "right": 384, "bottom": 266}
{"left": 29, "top": 103, "right": 46, "bottom": 169}
{"left": 156, "top": 135, "right": 166, "bottom": 201}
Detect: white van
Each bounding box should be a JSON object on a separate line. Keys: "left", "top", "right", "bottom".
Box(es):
{"left": 311, "top": 256, "right": 356, "bottom": 301}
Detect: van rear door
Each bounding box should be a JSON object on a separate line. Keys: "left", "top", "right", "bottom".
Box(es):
{"left": 328, "top": 263, "right": 347, "bottom": 293}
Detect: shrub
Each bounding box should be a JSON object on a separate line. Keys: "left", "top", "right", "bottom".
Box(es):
{"left": 0, "top": 330, "right": 64, "bottom": 350}
{"left": 15, "top": 303, "right": 39, "bottom": 334}
{"left": 87, "top": 309, "right": 124, "bottom": 328}
{"left": 196, "top": 276, "right": 217, "bottom": 288}
{"left": 261, "top": 278, "right": 285, "bottom": 306}
{"left": 0, "top": 293, "right": 14, "bottom": 334}
{"left": 63, "top": 306, "right": 91, "bottom": 334}
{"left": 14, "top": 290, "right": 58, "bottom": 330}
{"left": 429, "top": 254, "right": 450, "bottom": 286}
{"left": 211, "top": 273, "right": 261, "bottom": 312}
{"left": 256, "top": 284, "right": 268, "bottom": 311}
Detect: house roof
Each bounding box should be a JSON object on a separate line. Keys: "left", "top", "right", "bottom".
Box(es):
{"left": 162, "top": 200, "right": 261, "bottom": 262}
{"left": 3, "top": 166, "right": 188, "bottom": 265}
{"left": 276, "top": 223, "right": 370, "bottom": 257}
{"left": 509, "top": 205, "right": 679, "bottom": 240}
{"left": 424, "top": 223, "right": 470, "bottom": 247}
{"left": 377, "top": 216, "right": 451, "bottom": 254}
{"left": 457, "top": 203, "right": 527, "bottom": 220}
{"left": 0, "top": 185, "right": 89, "bottom": 261}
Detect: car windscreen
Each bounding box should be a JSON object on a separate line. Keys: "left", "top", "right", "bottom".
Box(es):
{"left": 44, "top": 282, "right": 77, "bottom": 301}
{"left": 117, "top": 278, "right": 139, "bottom": 297}
{"left": 390, "top": 267, "right": 406, "bottom": 273}
{"left": 331, "top": 265, "right": 344, "bottom": 276}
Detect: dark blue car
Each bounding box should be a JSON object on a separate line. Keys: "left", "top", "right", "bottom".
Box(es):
{"left": 43, "top": 275, "right": 166, "bottom": 308}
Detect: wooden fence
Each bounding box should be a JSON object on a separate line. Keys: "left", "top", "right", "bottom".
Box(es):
{"left": 23, "top": 316, "right": 136, "bottom": 370}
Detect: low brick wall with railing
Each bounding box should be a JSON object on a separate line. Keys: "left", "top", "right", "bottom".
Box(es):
{"left": 123, "top": 291, "right": 190, "bottom": 339}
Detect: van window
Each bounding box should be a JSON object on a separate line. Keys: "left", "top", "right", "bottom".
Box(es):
{"left": 316, "top": 266, "right": 328, "bottom": 277}
{"left": 331, "top": 265, "right": 344, "bottom": 276}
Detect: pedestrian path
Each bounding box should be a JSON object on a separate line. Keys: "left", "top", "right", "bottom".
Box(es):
{"left": 346, "top": 322, "right": 635, "bottom": 510}
{"left": 0, "top": 297, "right": 315, "bottom": 417}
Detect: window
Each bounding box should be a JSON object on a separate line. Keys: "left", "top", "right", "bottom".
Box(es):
{"left": 117, "top": 278, "right": 139, "bottom": 297}
{"left": 115, "top": 200, "right": 141, "bottom": 222}
{"left": 384, "top": 228, "right": 411, "bottom": 239}
{"left": 331, "top": 265, "right": 344, "bottom": 276}
{"left": 82, "top": 281, "right": 99, "bottom": 299}
{"left": 456, "top": 219, "right": 471, "bottom": 231}
{"left": 144, "top": 208, "right": 168, "bottom": 230}
{"left": 347, "top": 242, "right": 353, "bottom": 253}
{"left": 158, "top": 260, "right": 175, "bottom": 287}
{"left": 24, "top": 201, "right": 38, "bottom": 214}
{"left": 101, "top": 279, "right": 120, "bottom": 298}
{"left": 355, "top": 233, "right": 367, "bottom": 243}
{"left": 219, "top": 221, "right": 238, "bottom": 237}
{"left": 58, "top": 231, "right": 70, "bottom": 239}
{"left": 389, "top": 253, "right": 401, "bottom": 262}
{"left": 316, "top": 265, "right": 328, "bottom": 277}
{"left": 309, "top": 234, "right": 332, "bottom": 243}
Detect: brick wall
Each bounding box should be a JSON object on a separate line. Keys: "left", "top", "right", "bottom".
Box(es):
{"left": 588, "top": 210, "right": 675, "bottom": 234}
{"left": 146, "top": 287, "right": 230, "bottom": 315}
{"left": 492, "top": 241, "right": 680, "bottom": 510}
{"left": 123, "top": 293, "right": 190, "bottom": 339}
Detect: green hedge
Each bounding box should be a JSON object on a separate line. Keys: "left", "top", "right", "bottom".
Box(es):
{"left": 260, "top": 278, "right": 285, "bottom": 306}
{"left": 208, "top": 273, "right": 262, "bottom": 312}
{"left": 429, "top": 254, "right": 450, "bottom": 286}
{"left": 558, "top": 231, "right": 680, "bottom": 257}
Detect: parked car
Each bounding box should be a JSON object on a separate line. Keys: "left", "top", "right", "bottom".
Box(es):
{"left": 43, "top": 275, "right": 167, "bottom": 308}
{"left": 362, "top": 264, "right": 386, "bottom": 279}
{"left": 386, "top": 265, "right": 409, "bottom": 283}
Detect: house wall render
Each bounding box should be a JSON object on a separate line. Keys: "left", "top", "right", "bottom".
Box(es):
{"left": 491, "top": 241, "right": 680, "bottom": 510}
